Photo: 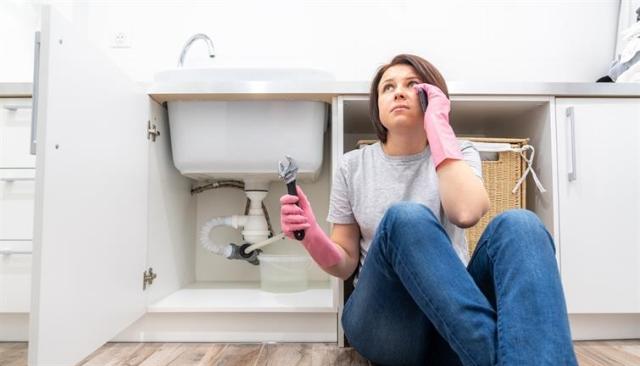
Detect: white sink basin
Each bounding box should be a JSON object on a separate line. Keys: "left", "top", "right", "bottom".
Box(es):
{"left": 153, "top": 68, "right": 333, "bottom": 183}
{"left": 154, "top": 67, "right": 334, "bottom": 84}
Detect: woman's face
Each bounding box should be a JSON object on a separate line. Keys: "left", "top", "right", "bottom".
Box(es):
{"left": 377, "top": 64, "right": 424, "bottom": 135}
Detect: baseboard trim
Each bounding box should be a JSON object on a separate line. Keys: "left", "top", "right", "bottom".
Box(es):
{"left": 0, "top": 313, "right": 29, "bottom": 341}
{"left": 569, "top": 314, "right": 640, "bottom": 340}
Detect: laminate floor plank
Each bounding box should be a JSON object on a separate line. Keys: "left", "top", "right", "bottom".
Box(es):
{"left": 3, "top": 340, "right": 640, "bottom": 366}
{"left": 138, "top": 343, "right": 188, "bottom": 366}
{"left": 79, "top": 342, "right": 151, "bottom": 366}
{"left": 213, "top": 344, "right": 263, "bottom": 366}
{"left": 0, "top": 343, "right": 27, "bottom": 366}
{"left": 574, "top": 340, "right": 640, "bottom": 366}
{"left": 167, "top": 343, "right": 226, "bottom": 366}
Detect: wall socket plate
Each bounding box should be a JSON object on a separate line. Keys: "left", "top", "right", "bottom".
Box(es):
{"left": 110, "top": 32, "right": 131, "bottom": 48}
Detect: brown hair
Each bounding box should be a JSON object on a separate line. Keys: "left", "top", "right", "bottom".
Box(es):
{"left": 369, "top": 54, "right": 449, "bottom": 143}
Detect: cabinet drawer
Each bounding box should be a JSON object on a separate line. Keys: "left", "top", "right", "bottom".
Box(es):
{"left": 0, "top": 169, "right": 35, "bottom": 239}
{"left": 0, "top": 241, "right": 32, "bottom": 313}
{"left": 0, "top": 98, "right": 35, "bottom": 168}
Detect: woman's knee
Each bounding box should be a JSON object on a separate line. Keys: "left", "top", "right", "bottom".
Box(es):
{"left": 492, "top": 209, "right": 544, "bottom": 232}
{"left": 494, "top": 208, "right": 539, "bottom": 223}
{"left": 489, "top": 209, "right": 556, "bottom": 253}
{"left": 374, "top": 202, "right": 446, "bottom": 258}
{"left": 383, "top": 201, "right": 438, "bottom": 229}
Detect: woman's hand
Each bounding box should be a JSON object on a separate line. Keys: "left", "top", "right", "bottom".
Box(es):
{"left": 279, "top": 185, "right": 316, "bottom": 239}
{"left": 280, "top": 186, "right": 344, "bottom": 268}
{"left": 413, "top": 83, "right": 463, "bottom": 169}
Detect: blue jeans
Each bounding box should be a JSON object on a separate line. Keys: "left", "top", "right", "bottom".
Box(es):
{"left": 341, "top": 202, "right": 577, "bottom": 366}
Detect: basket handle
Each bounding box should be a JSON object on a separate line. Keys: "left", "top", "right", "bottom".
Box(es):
{"left": 512, "top": 145, "right": 547, "bottom": 194}
{"left": 469, "top": 140, "right": 546, "bottom": 194}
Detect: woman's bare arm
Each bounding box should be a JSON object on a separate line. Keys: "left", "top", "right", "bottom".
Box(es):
{"left": 437, "top": 159, "right": 490, "bottom": 228}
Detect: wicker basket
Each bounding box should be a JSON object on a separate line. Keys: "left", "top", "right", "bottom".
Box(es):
{"left": 460, "top": 137, "right": 528, "bottom": 256}
{"left": 355, "top": 137, "right": 529, "bottom": 257}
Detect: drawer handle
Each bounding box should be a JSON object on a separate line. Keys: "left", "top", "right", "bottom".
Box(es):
{"left": 3, "top": 104, "right": 32, "bottom": 111}
{"left": 0, "top": 249, "right": 32, "bottom": 255}
{"left": 0, "top": 240, "right": 32, "bottom": 256}
{"left": 0, "top": 177, "right": 34, "bottom": 182}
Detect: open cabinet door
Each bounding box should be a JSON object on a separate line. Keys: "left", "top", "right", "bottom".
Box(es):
{"left": 29, "top": 7, "right": 149, "bottom": 366}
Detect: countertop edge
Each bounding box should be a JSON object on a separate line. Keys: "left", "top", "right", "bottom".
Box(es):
{"left": 3, "top": 81, "right": 640, "bottom": 99}
{"left": 0, "top": 83, "right": 33, "bottom": 97}
{"left": 147, "top": 81, "right": 640, "bottom": 101}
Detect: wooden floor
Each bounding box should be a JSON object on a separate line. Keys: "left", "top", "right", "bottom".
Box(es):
{"left": 1, "top": 340, "right": 639, "bottom": 366}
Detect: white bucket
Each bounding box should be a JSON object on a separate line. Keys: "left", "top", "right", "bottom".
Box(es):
{"left": 259, "top": 254, "right": 311, "bottom": 293}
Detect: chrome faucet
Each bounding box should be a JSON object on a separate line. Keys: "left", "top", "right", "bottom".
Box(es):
{"left": 177, "top": 33, "right": 215, "bottom": 68}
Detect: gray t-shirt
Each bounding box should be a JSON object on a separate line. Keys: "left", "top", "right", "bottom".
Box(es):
{"left": 326, "top": 140, "right": 483, "bottom": 281}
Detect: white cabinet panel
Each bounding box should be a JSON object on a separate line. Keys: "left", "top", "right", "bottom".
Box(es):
{"left": 0, "top": 242, "right": 32, "bottom": 313}
{"left": 0, "top": 170, "right": 35, "bottom": 239}
{"left": 29, "top": 7, "right": 149, "bottom": 366}
{"left": 556, "top": 98, "right": 640, "bottom": 313}
{"left": 0, "top": 98, "right": 34, "bottom": 168}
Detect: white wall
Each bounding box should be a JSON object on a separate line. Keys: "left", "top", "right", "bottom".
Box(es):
{"left": 1, "top": 1, "right": 40, "bottom": 83}
{"left": 0, "top": 0, "right": 631, "bottom": 83}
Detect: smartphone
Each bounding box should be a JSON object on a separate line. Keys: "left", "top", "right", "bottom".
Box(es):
{"left": 418, "top": 88, "right": 429, "bottom": 112}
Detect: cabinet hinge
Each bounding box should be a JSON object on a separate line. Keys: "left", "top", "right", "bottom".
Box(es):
{"left": 143, "top": 267, "right": 157, "bottom": 290}
{"left": 147, "top": 120, "right": 160, "bottom": 142}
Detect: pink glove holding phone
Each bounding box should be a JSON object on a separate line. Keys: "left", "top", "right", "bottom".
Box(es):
{"left": 280, "top": 186, "right": 343, "bottom": 268}
{"left": 413, "top": 83, "right": 463, "bottom": 169}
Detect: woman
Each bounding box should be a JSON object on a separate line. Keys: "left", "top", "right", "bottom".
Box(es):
{"left": 279, "top": 54, "right": 577, "bottom": 366}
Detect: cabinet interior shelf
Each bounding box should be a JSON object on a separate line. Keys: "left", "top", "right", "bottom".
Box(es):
{"left": 147, "top": 281, "right": 335, "bottom": 313}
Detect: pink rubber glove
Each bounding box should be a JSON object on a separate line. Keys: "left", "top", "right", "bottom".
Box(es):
{"left": 414, "top": 83, "right": 463, "bottom": 169}
{"left": 280, "top": 186, "right": 343, "bottom": 268}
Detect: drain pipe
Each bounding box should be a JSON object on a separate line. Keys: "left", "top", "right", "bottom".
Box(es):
{"left": 199, "top": 215, "right": 245, "bottom": 258}
{"left": 199, "top": 181, "right": 277, "bottom": 264}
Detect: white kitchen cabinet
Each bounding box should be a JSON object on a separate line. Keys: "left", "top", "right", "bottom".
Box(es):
{"left": 0, "top": 249, "right": 32, "bottom": 313}
{"left": 0, "top": 176, "right": 35, "bottom": 241}
{"left": 0, "top": 97, "right": 35, "bottom": 242}
{"left": 0, "top": 170, "right": 33, "bottom": 318}
{"left": 0, "top": 98, "right": 35, "bottom": 241}
{"left": 0, "top": 97, "right": 34, "bottom": 340}
{"left": 22, "top": 6, "right": 640, "bottom": 366}
{"left": 0, "top": 98, "right": 35, "bottom": 168}
{"left": 555, "top": 98, "right": 640, "bottom": 314}
{"left": 334, "top": 95, "right": 560, "bottom": 345}
{"left": 337, "top": 95, "right": 640, "bottom": 342}
{"left": 28, "top": 8, "right": 336, "bottom": 366}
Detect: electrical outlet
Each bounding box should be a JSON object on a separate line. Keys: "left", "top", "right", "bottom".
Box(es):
{"left": 111, "top": 32, "right": 131, "bottom": 48}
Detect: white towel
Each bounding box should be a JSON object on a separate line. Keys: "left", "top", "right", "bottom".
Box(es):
{"left": 617, "top": 58, "right": 640, "bottom": 82}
